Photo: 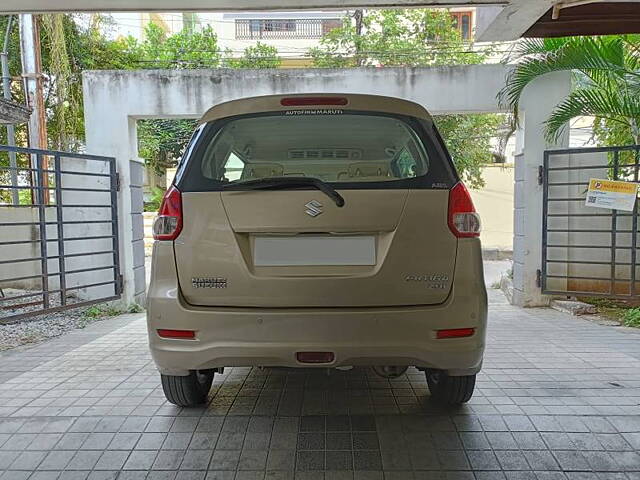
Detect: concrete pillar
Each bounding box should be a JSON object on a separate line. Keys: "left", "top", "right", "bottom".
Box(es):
{"left": 83, "top": 105, "right": 146, "bottom": 306}
{"left": 511, "top": 72, "right": 571, "bottom": 307}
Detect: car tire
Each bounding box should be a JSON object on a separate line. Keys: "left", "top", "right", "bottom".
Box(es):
{"left": 426, "top": 369, "right": 476, "bottom": 405}
{"left": 161, "top": 370, "right": 215, "bottom": 407}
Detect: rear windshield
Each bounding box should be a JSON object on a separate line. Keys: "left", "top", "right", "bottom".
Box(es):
{"left": 177, "top": 111, "right": 457, "bottom": 191}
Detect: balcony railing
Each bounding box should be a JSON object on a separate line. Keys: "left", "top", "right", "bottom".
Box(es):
{"left": 235, "top": 19, "right": 342, "bottom": 40}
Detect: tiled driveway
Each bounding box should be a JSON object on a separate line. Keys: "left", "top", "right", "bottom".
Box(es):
{"left": 1, "top": 291, "right": 639, "bottom": 480}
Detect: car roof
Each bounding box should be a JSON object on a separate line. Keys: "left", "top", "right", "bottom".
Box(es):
{"left": 198, "top": 93, "right": 433, "bottom": 124}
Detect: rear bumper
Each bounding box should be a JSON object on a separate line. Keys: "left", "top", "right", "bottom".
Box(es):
{"left": 146, "top": 240, "right": 487, "bottom": 376}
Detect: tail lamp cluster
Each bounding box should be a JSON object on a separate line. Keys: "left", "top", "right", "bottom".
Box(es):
{"left": 448, "top": 182, "right": 481, "bottom": 238}
{"left": 153, "top": 185, "right": 183, "bottom": 241}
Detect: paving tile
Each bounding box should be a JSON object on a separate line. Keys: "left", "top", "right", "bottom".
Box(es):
{"left": 152, "top": 449, "right": 184, "bottom": 470}
{"left": 94, "top": 450, "right": 130, "bottom": 470}
{"left": 552, "top": 451, "right": 590, "bottom": 471}
{"left": 0, "top": 296, "right": 638, "bottom": 479}
{"left": 66, "top": 450, "right": 103, "bottom": 470}
{"left": 298, "top": 433, "right": 325, "bottom": 450}
{"left": 38, "top": 450, "right": 76, "bottom": 470}
{"left": 495, "top": 450, "right": 530, "bottom": 471}
{"left": 209, "top": 449, "right": 240, "bottom": 470}
{"left": 123, "top": 450, "right": 158, "bottom": 470}
{"left": 10, "top": 450, "right": 47, "bottom": 470}
{"left": 297, "top": 451, "right": 324, "bottom": 471}
{"left": 267, "top": 449, "right": 296, "bottom": 471}
{"left": 466, "top": 450, "right": 501, "bottom": 470}
{"left": 327, "top": 432, "right": 352, "bottom": 450}
{"left": 238, "top": 448, "right": 267, "bottom": 470}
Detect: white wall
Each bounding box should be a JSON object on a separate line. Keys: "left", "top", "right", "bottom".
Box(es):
{"left": 469, "top": 165, "right": 514, "bottom": 252}
{"left": 83, "top": 65, "right": 570, "bottom": 306}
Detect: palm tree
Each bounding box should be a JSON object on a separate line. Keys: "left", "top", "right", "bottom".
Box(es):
{"left": 499, "top": 35, "right": 640, "bottom": 145}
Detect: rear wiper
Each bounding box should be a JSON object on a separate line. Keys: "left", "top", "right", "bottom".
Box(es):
{"left": 221, "top": 176, "right": 345, "bottom": 207}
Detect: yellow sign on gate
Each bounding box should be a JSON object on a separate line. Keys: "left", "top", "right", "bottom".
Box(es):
{"left": 586, "top": 178, "right": 639, "bottom": 211}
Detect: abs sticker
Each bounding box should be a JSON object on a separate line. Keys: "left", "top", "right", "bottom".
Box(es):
{"left": 284, "top": 109, "right": 344, "bottom": 116}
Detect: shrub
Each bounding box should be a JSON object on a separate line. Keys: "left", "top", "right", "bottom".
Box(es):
{"left": 622, "top": 308, "right": 640, "bottom": 328}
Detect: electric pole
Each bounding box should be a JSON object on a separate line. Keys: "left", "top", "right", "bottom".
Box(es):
{"left": 1, "top": 15, "right": 19, "bottom": 205}
{"left": 19, "top": 13, "right": 48, "bottom": 204}
{"left": 353, "top": 10, "right": 364, "bottom": 66}
{"left": 19, "top": 13, "right": 47, "bottom": 151}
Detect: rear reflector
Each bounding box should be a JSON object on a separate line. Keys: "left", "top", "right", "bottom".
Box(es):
{"left": 436, "top": 328, "right": 475, "bottom": 339}
{"left": 281, "top": 97, "right": 348, "bottom": 107}
{"left": 296, "top": 352, "right": 335, "bottom": 364}
{"left": 157, "top": 329, "right": 196, "bottom": 339}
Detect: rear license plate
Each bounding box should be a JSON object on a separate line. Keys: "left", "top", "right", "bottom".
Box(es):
{"left": 253, "top": 235, "right": 376, "bottom": 266}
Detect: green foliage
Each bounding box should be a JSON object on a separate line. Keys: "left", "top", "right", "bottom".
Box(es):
{"left": 309, "top": 9, "right": 502, "bottom": 186}
{"left": 134, "top": 34, "right": 280, "bottom": 171}
{"left": 83, "top": 304, "right": 121, "bottom": 318}
{"left": 593, "top": 116, "right": 636, "bottom": 147}
{"left": 433, "top": 114, "right": 502, "bottom": 189}
{"left": 500, "top": 35, "right": 640, "bottom": 145}
{"left": 1, "top": 15, "right": 285, "bottom": 175}
{"left": 144, "top": 186, "right": 166, "bottom": 212}
{"left": 622, "top": 308, "right": 640, "bottom": 328}
{"left": 309, "top": 9, "right": 487, "bottom": 67}
{"left": 134, "top": 23, "right": 222, "bottom": 69}
{"left": 580, "top": 297, "right": 640, "bottom": 327}
{"left": 1, "top": 14, "right": 144, "bottom": 151}
{"left": 137, "top": 119, "right": 197, "bottom": 173}
{"left": 623, "top": 308, "right": 640, "bottom": 328}
{"left": 127, "top": 303, "right": 144, "bottom": 313}
{"left": 225, "top": 42, "right": 281, "bottom": 69}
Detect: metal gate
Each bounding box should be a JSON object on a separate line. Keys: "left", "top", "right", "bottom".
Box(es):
{"left": 0, "top": 145, "right": 121, "bottom": 322}
{"left": 541, "top": 144, "right": 640, "bottom": 298}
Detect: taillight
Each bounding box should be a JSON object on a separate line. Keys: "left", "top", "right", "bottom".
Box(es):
{"left": 153, "top": 185, "right": 183, "bottom": 241}
{"left": 448, "top": 182, "right": 481, "bottom": 238}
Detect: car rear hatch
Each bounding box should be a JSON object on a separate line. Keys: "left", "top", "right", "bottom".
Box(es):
{"left": 167, "top": 94, "right": 463, "bottom": 308}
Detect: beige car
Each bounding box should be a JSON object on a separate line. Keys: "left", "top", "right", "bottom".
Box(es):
{"left": 147, "top": 93, "right": 487, "bottom": 407}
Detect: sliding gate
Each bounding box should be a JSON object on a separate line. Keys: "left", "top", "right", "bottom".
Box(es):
{"left": 0, "top": 145, "right": 121, "bottom": 322}
{"left": 541, "top": 145, "right": 640, "bottom": 298}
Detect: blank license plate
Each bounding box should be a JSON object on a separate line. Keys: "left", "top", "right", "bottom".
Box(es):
{"left": 253, "top": 236, "right": 376, "bottom": 266}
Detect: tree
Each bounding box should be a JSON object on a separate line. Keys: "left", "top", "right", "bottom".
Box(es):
{"left": 138, "top": 39, "right": 281, "bottom": 173}
{"left": 134, "top": 22, "right": 222, "bottom": 69}
{"left": 309, "top": 9, "right": 487, "bottom": 67}
{"left": 499, "top": 35, "right": 640, "bottom": 145}
{"left": 309, "top": 9, "right": 502, "bottom": 187}
{"left": 137, "top": 118, "right": 197, "bottom": 175}
{"left": 435, "top": 114, "right": 502, "bottom": 189}
{"left": 225, "top": 42, "right": 281, "bottom": 69}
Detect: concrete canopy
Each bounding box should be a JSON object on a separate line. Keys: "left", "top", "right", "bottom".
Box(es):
{"left": 478, "top": 0, "right": 640, "bottom": 41}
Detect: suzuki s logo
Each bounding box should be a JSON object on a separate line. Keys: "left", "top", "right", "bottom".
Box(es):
{"left": 305, "top": 200, "right": 323, "bottom": 217}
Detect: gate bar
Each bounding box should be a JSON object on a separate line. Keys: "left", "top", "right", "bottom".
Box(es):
{"left": 35, "top": 154, "right": 49, "bottom": 309}
{"left": 53, "top": 155, "right": 67, "bottom": 306}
